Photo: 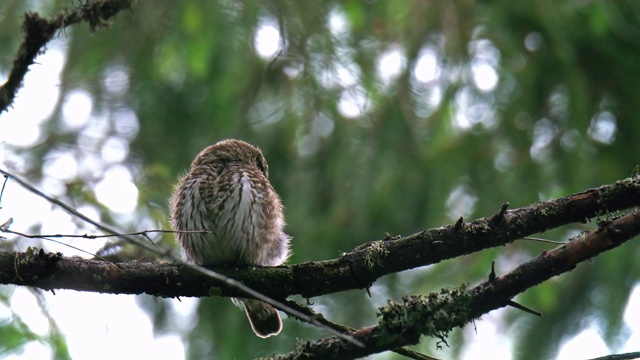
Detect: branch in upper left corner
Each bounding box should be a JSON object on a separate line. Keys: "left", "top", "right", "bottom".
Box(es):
{"left": 0, "top": 0, "right": 135, "bottom": 114}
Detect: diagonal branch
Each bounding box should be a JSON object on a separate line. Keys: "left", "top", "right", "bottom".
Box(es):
{"left": 262, "top": 209, "right": 640, "bottom": 359}
{"left": 0, "top": 0, "right": 135, "bottom": 114}
{"left": 281, "top": 300, "right": 441, "bottom": 360}
{"left": 2, "top": 177, "right": 638, "bottom": 299}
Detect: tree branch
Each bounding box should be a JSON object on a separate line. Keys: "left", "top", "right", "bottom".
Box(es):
{"left": 2, "top": 177, "right": 638, "bottom": 300}
{"left": 262, "top": 209, "right": 640, "bottom": 359}
{"left": 1, "top": 175, "right": 639, "bottom": 358}
{"left": 281, "top": 301, "right": 441, "bottom": 360}
{"left": 0, "top": 0, "right": 135, "bottom": 114}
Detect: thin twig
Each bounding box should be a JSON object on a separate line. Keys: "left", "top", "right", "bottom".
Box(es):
{"left": 521, "top": 236, "right": 566, "bottom": 244}
{"left": 0, "top": 228, "right": 207, "bottom": 240}
{"left": 0, "top": 227, "right": 113, "bottom": 263}
{"left": 0, "top": 175, "right": 8, "bottom": 208}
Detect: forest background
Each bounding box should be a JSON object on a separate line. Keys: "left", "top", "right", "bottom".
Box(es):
{"left": 1, "top": 1, "right": 640, "bottom": 359}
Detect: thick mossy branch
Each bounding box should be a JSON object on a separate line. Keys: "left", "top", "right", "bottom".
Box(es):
{"left": 379, "top": 287, "right": 473, "bottom": 346}
{"left": 1, "top": 177, "right": 640, "bottom": 300}
{"left": 263, "top": 209, "right": 640, "bottom": 360}
{"left": 0, "top": 0, "right": 135, "bottom": 113}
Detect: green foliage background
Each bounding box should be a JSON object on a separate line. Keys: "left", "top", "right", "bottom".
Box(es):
{"left": 1, "top": 1, "right": 640, "bottom": 359}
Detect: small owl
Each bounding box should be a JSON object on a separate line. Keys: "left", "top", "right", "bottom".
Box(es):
{"left": 170, "top": 139, "right": 290, "bottom": 338}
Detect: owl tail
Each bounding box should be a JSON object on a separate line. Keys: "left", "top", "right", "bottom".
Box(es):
{"left": 234, "top": 298, "right": 283, "bottom": 338}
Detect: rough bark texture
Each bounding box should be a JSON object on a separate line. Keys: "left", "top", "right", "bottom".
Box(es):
{"left": 261, "top": 209, "right": 640, "bottom": 359}
{"left": 2, "top": 177, "right": 639, "bottom": 301}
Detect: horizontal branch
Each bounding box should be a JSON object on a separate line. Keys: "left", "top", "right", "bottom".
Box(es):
{"left": 1, "top": 177, "right": 639, "bottom": 300}
{"left": 265, "top": 209, "right": 640, "bottom": 359}
{"left": 0, "top": 0, "right": 134, "bottom": 113}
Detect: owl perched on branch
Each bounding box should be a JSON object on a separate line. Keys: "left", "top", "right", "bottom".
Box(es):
{"left": 170, "top": 139, "right": 290, "bottom": 338}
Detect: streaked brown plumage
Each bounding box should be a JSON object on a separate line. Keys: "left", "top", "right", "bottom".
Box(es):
{"left": 169, "top": 139, "right": 290, "bottom": 338}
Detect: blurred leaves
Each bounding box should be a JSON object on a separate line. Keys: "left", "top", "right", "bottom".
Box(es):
{"left": 1, "top": 0, "right": 640, "bottom": 359}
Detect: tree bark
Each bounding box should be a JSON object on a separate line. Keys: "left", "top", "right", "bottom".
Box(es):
{"left": 2, "top": 177, "right": 639, "bottom": 300}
